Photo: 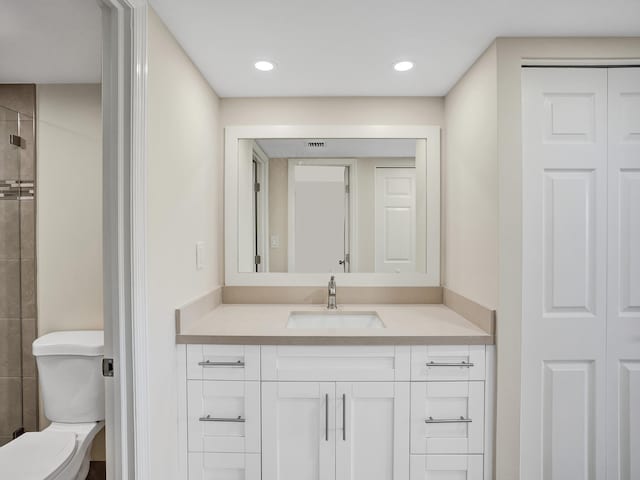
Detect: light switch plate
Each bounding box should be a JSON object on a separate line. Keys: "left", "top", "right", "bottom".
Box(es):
{"left": 195, "top": 241, "right": 205, "bottom": 270}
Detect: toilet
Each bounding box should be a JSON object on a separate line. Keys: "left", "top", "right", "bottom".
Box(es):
{"left": 0, "top": 331, "right": 105, "bottom": 480}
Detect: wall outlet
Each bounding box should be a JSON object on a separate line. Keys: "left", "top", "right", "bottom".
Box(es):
{"left": 195, "top": 241, "right": 205, "bottom": 270}
{"left": 271, "top": 235, "right": 280, "bottom": 248}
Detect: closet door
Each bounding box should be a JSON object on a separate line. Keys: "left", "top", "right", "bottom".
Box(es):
{"left": 607, "top": 67, "right": 640, "bottom": 480}
{"left": 521, "top": 68, "right": 608, "bottom": 480}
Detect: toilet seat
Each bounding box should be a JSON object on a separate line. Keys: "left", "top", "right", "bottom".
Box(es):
{"left": 0, "top": 431, "right": 77, "bottom": 480}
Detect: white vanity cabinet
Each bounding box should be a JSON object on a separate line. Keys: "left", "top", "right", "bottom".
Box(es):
{"left": 179, "top": 344, "right": 494, "bottom": 480}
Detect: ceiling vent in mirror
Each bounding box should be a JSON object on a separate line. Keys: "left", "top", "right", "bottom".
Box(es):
{"left": 307, "top": 141, "right": 325, "bottom": 148}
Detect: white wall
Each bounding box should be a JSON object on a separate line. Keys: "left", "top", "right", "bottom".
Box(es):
{"left": 443, "top": 44, "right": 498, "bottom": 308}
{"left": 36, "top": 83, "right": 104, "bottom": 457}
{"left": 147, "top": 8, "right": 222, "bottom": 480}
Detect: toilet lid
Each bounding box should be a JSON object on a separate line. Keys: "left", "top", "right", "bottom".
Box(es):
{"left": 0, "top": 431, "right": 77, "bottom": 480}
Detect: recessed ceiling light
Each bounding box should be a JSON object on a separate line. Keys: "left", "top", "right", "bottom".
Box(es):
{"left": 394, "top": 61, "right": 414, "bottom": 72}
{"left": 254, "top": 61, "right": 275, "bottom": 72}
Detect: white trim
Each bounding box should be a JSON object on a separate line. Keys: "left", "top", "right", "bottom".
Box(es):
{"left": 225, "top": 125, "right": 441, "bottom": 286}
{"left": 99, "top": 0, "right": 149, "bottom": 479}
{"left": 522, "top": 58, "right": 640, "bottom": 66}
{"left": 287, "top": 158, "right": 357, "bottom": 273}
{"left": 251, "top": 142, "right": 269, "bottom": 272}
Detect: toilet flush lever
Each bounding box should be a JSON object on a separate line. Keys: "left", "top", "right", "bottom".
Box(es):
{"left": 102, "top": 358, "right": 114, "bottom": 377}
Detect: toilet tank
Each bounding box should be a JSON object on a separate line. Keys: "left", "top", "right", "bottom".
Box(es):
{"left": 32, "top": 331, "right": 105, "bottom": 423}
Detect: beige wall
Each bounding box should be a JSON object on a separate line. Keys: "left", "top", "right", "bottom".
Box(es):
{"left": 36, "top": 84, "right": 103, "bottom": 335}
{"left": 268, "top": 158, "right": 288, "bottom": 272}
{"left": 443, "top": 44, "right": 498, "bottom": 309}
{"left": 493, "top": 37, "right": 640, "bottom": 480}
{"left": 221, "top": 96, "right": 444, "bottom": 126}
{"left": 36, "top": 83, "right": 103, "bottom": 458}
{"left": 147, "top": 8, "right": 222, "bottom": 480}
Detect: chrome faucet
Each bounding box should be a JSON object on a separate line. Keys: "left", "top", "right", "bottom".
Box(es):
{"left": 327, "top": 275, "right": 337, "bottom": 310}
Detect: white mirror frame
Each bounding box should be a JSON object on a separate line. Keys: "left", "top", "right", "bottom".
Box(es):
{"left": 224, "top": 125, "right": 440, "bottom": 286}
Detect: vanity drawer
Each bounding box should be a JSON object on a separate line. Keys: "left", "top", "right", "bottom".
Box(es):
{"left": 411, "top": 381, "right": 484, "bottom": 454}
{"left": 261, "top": 345, "right": 410, "bottom": 381}
{"left": 187, "top": 345, "right": 260, "bottom": 381}
{"left": 187, "top": 380, "right": 260, "bottom": 453}
{"left": 410, "top": 455, "right": 483, "bottom": 480}
{"left": 188, "top": 452, "right": 261, "bottom": 480}
{"left": 411, "top": 345, "right": 485, "bottom": 381}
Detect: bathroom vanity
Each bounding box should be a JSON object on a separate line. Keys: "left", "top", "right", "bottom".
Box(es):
{"left": 176, "top": 304, "right": 495, "bottom": 480}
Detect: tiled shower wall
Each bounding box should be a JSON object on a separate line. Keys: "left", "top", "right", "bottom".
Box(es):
{"left": 0, "top": 84, "right": 37, "bottom": 446}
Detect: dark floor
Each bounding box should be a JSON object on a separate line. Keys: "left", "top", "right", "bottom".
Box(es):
{"left": 86, "top": 461, "right": 106, "bottom": 480}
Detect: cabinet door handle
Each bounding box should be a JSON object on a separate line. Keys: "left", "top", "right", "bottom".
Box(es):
{"left": 342, "top": 393, "right": 346, "bottom": 441}
{"left": 198, "top": 360, "right": 245, "bottom": 367}
{"left": 426, "top": 361, "right": 474, "bottom": 367}
{"left": 425, "top": 416, "right": 472, "bottom": 424}
{"left": 325, "top": 393, "right": 329, "bottom": 441}
{"left": 199, "top": 415, "right": 245, "bottom": 423}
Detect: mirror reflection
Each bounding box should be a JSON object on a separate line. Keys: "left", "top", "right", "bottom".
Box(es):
{"left": 238, "top": 138, "right": 428, "bottom": 274}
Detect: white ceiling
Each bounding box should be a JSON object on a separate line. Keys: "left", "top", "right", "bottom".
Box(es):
{"left": 150, "top": 0, "right": 640, "bottom": 97}
{"left": 256, "top": 138, "right": 417, "bottom": 158}
{"left": 0, "top": 0, "right": 101, "bottom": 83}
{"left": 1, "top": 0, "right": 638, "bottom": 92}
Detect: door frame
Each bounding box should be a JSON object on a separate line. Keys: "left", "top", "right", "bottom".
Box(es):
{"left": 287, "top": 158, "right": 358, "bottom": 273}
{"left": 252, "top": 141, "right": 270, "bottom": 272}
{"left": 99, "top": 0, "right": 149, "bottom": 479}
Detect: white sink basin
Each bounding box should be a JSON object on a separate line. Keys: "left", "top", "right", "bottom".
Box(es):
{"left": 287, "top": 311, "right": 385, "bottom": 329}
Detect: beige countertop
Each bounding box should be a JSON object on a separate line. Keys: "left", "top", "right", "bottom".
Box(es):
{"left": 176, "top": 303, "right": 493, "bottom": 345}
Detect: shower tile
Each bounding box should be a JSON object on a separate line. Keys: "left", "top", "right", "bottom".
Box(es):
{"left": 0, "top": 85, "right": 36, "bottom": 117}
{"left": 0, "top": 318, "right": 21, "bottom": 377}
{"left": 0, "top": 201, "right": 20, "bottom": 260}
{"left": 19, "top": 200, "right": 35, "bottom": 260}
{"left": 0, "top": 436, "right": 11, "bottom": 447}
{"left": 0, "top": 377, "right": 22, "bottom": 436}
{"left": 21, "top": 318, "right": 37, "bottom": 378}
{"left": 22, "top": 377, "right": 38, "bottom": 432}
{"left": 0, "top": 118, "right": 20, "bottom": 180}
{"left": 0, "top": 260, "right": 20, "bottom": 317}
{"left": 20, "top": 259, "right": 36, "bottom": 318}
{"left": 18, "top": 116, "right": 34, "bottom": 181}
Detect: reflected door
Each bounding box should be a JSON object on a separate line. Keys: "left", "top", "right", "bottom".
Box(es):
{"left": 374, "top": 167, "right": 416, "bottom": 273}
{"left": 291, "top": 165, "right": 349, "bottom": 273}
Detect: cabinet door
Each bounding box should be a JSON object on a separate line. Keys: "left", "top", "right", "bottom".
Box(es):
{"left": 411, "top": 381, "right": 484, "bottom": 455}
{"left": 188, "top": 452, "right": 260, "bottom": 480}
{"left": 187, "top": 380, "right": 260, "bottom": 453}
{"left": 262, "top": 382, "right": 335, "bottom": 480}
{"left": 606, "top": 67, "right": 640, "bottom": 480}
{"left": 409, "top": 455, "right": 483, "bottom": 480}
{"left": 336, "top": 382, "right": 410, "bottom": 480}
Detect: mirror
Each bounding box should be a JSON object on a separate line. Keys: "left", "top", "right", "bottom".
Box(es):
{"left": 236, "top": 138, "right": 429, "bottom": 274}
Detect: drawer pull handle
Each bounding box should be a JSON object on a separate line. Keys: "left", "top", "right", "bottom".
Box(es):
{"left": 425, "top": 416, "right": 472, "bottom": 424}
{"left": 198, "top": 360, "right": 245, "bottom": 367}
{"left": 199, "top": 415, "right": 246, "bottom": 423}
{"left": 426, "top": 361, "right": 474, "bottom": 367}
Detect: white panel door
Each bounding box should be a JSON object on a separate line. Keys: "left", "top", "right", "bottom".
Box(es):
{"left": 336, "top": 382, "right": 410, "bottom": 480}
{"left": 607, "top": 67, "right": 640, "bottom": 480}
{"left": 409, "top": 455, "right": 483, "bottom": 480}
{"left": 375, "top": 167, "right": 417, "bottom": 273}
{"left": 410, "top": 382, "right": 484, "bottom": 455}
{"left": 521, "top": 67, "right": 608, "bottom": 480}
{"left": 262, "top": 382, "right": 335, "bottom": 480}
